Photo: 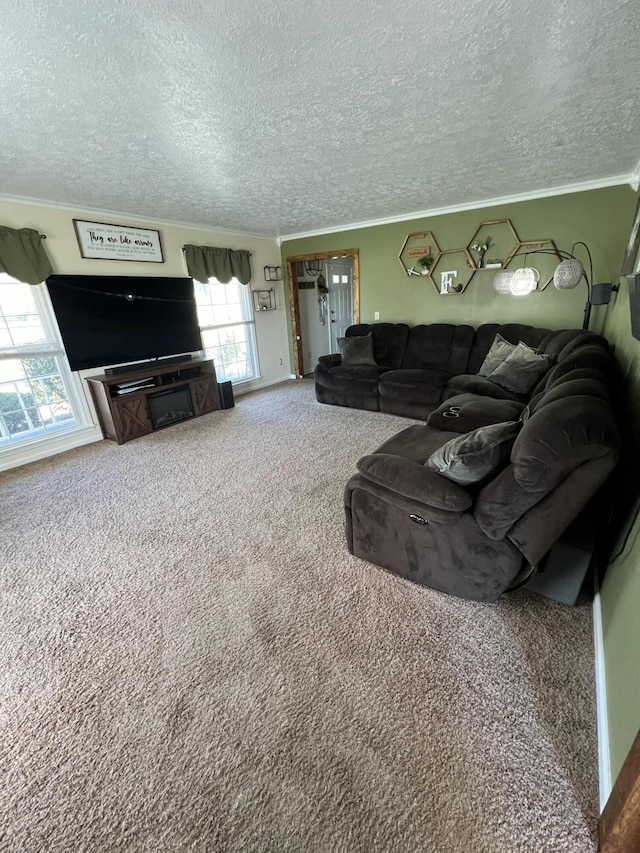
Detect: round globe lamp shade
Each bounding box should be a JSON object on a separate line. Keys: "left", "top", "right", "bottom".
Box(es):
{"left": 493, "top": 270, "right": 514, "bottom": 294}
{"left": 510, "top": 267, "right": 539, "bottom": 296}
{"left": 554, "top": 258, "right": 584, "bottom": 290}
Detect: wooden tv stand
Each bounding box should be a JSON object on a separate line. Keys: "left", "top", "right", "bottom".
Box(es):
{"left": 86, "top": 357, "right": 221, "bottom": 444}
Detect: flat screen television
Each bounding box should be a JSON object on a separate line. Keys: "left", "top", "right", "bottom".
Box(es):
{"left": 46, "top": 275, "right": 203, "bottom": 371}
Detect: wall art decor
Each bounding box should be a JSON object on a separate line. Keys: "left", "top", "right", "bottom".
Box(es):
{"left": 398, "top": 232, "right": 441, "bottom": 277}
{"left": 73, "top": 219, "right": 164, "bottom": 263}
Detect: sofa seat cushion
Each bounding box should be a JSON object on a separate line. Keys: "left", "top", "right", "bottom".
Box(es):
{"left": 321, "top": 364, "right": 388, "bottom": 394}
{"left": 427, "top": 394, "right": 526, "bottom": 433}
{"left": 378, "top": 368, "right": 448, "bottom": 404}
{"left": 444, "top": 374, "right": 528, "bottom": 402}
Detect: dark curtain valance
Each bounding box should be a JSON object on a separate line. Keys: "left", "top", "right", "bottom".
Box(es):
{"left": 0, "top": 225, "right": 53, "bottom": 285}
{"left": 183, "top": 245, "right": 252, "bottom": 285}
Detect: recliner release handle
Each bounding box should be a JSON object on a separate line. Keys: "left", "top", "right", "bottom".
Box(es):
{"left": 409, "top": 514, "right": 428, "bottom": 525}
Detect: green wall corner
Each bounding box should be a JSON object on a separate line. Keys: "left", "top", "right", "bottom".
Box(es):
{"left": 282, "top": 183, "right": 640, "bottom": 792}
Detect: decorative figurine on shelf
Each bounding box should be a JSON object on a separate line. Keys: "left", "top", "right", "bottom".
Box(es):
{"left": 417, "top": 254, "right": 434, "bottom": 275}
{"left": 440, "top": 270, "right": 457, "bottom": 294}
{"left": 470, "top": 236, "right": 493, "bottom": 268}
{"left": 439, "top": 270, "right": 463, "bottom": 294}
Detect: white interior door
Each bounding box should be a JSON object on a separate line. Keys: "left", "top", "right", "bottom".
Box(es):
{"left": 326, "top": 260, "right": 353, "bottom": 353}
{"left": 299, "top": 284, "right": 331, "bottom": 374}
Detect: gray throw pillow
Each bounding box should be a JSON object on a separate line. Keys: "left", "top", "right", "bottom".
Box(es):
{"left": 488, "top": 342, "right": 553, "bottom": 394}
{"left": 338, "top": 333, "right": 377, "bottom": 366}
{"left": 478, "top": 333, "right": 516, "bottom": 377}
{"left": 425, "top": 420, "right": 521, "bottom": 485}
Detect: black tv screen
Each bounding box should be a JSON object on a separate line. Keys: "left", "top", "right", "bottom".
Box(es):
{"left": 46, "top": 275, "right": 203, "bottom": 371}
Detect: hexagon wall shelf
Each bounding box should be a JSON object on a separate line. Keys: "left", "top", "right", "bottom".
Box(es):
{"left": 397, "top": 219, "right": 567, "bottom": 298}
{"left": 398, "top": 231, "right": 441, "bottom": 278}
{"left": 466, "top": 219, "right": 520, "bottom": 271}
{"left": 429, "top": 249, "right": 475, "bottom": 296}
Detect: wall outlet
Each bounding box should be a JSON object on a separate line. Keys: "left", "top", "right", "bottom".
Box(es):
{"left": 279, "top": 358, "right": 283, "bottom": 365}
{"left": 374, "top": 311, "right": 380, "bottom": 320}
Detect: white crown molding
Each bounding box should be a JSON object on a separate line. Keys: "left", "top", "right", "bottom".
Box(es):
{"left": 2, "top": 175, "right": 635, "bottom": 247}
{"left": 279, "top": 174, "right": 635, "bottom": 242}
{"left": 0, "top": 193, "right": 278, "bottom": 243}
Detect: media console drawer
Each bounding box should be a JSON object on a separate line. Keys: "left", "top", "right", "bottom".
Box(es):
{"left": 87, "top": 358, "right": 221, "bottom": 444}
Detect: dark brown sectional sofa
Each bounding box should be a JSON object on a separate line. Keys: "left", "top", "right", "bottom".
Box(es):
{"left": 315, "top": 321, "right": 613, "bottom": 419}
{"left": 315, "top": 322, "right": 620, "bottom": 603}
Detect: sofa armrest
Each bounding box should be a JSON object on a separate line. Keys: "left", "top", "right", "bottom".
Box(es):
{"left": 427, "top": 394, "right": 525, "bottom": 434}
{"left": 317, "top": 353, "right": 341, "bottom": 369}
{"left": 356, "top": 453, "right": 472, "bottom": 512}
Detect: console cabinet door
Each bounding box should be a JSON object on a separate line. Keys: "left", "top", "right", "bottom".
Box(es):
{"left": 191, "top": 377, "right": 218, "bottom": 416}
{"left": 113, "top": 396, "right": 153, "bottom": 443}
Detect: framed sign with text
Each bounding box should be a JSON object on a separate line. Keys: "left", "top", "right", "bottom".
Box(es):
{"left": 73, "top": 219, "right": 164, "bottom": 263}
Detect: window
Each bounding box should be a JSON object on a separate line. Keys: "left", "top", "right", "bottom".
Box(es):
{"left": 193, "top": 279, "right": 259, "bottom": 383}
{"left": 0, "top": 275, "right": 90, "bottom": 448}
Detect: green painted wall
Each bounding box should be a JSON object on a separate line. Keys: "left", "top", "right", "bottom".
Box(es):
{"left": 600, "top": 190, "right": 640, "bottom": 779}
{"left": 282, "top": 183, "right": 640, "bottom": 788}
{"left": 282, "top": 186, "right": 635, "bottom": 335}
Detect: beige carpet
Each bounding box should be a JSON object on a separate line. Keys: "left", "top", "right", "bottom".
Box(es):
{"left": 1, "top": 379, "right": 598, "bottom": 852}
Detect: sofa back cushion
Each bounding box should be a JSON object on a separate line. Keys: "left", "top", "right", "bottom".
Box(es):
{"left": 529, "top": 336, "right": 612, "bottom": 396}
{"left": 526, "top": 374, "right": 610, "bottom": 416}
{"left": 466, "top": 324, "right": 552, "bottom": 375}
{"left": 337, "top": 332, "right": 376, "bottom": 365}
{"left": 401, "top": 323, "right": 475, "bottom": 373}
{"left": 538, "top": 329, "right": 606, "bottom": 359}
{"left": 487, "top": 343, "right": 553, "bottom": 394}
{"left": 477, "top": 333, "right": 516, "bottom": 376}
{"left": 346, "top": 323, "right": 409, "bottom": 368}
{"left": 473, "top": 395, "right": 619, "bottom": 540}
{"left": 426, "top": 420, "right": 521, "bottom": 485}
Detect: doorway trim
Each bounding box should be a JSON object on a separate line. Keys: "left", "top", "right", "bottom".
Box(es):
{"left": 285, "top": 248, "right": 360, "bottom": 379}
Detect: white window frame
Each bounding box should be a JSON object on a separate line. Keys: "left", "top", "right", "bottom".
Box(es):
{"left": 194, "top": 277, "right": 260, "bottom": 385}
{"left": 0, "top": 275, "right": 92, "bottom": 455}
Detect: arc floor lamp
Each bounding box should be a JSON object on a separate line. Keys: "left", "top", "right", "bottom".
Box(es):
{"left": 493, "top": 241, "right": 616, "bottom": 330}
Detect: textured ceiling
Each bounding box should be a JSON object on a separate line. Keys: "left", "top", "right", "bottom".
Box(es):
{"left": 2, "top": 0, "right": 640, "bottom": 238}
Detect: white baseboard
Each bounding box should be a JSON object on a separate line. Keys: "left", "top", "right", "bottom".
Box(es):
{"left": 593, "top": 579, "right": 612, "bottom": 812}
{"left": 0, "top": 425, "right": 102, "bottom": 472}
{"left": 233, "top": 376, "right": 295, "bottom": 397}
{"left": 1, "top": 378, "right": 298, "bottom": 471}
